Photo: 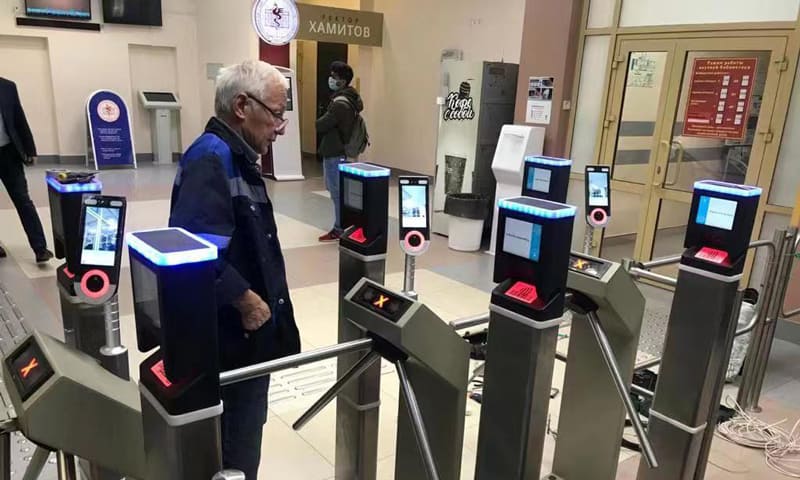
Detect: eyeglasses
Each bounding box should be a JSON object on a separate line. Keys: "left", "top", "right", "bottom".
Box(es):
{"left": 245, "top": 92, "right": 289, "bottom": 130}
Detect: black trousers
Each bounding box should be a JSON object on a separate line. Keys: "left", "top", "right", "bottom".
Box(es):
{"left": 221, "top": 376, "right": 270, "bottom": 480}
{"left": 0, "top": 145, "right": 47, "bottom": 253}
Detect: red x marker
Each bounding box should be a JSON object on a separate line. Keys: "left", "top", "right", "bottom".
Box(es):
{"left": 20, "top": 358, "right": 39, "bottom": 379}
{"left": 373, "top": 295, "right": 390, "bottom": 309}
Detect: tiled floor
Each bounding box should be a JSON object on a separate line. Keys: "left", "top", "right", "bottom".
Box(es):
{"left": 1, "top": 161, "right": 799, "bottom": 479}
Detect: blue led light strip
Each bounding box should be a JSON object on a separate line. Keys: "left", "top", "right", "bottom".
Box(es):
{"left": 46, "top": 176, "right": 102, "bottom": 193}
{"left": 525, "top": 155, "right": 573, "bottom": 167}
{"left": 339, "top": 163, "right": 391, "bottom": 178}
{"left": 498, "top": 198, "right": 577, "bottom": 219}
{"left": 693, "top": 180, "right": 762, "bottom": 198}
{"left": 127, "top": 228, "right": 218, "bottom": 267}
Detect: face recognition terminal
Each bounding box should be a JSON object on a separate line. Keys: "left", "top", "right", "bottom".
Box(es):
{"left": 2, "top": 331, "right": 146, "bottom": 479}
{"left": 521, "top": 156, "right": 572, "bottom": 203}
{"left": 585, "top": 165, "right": 611, "bottom": 228}
{"left": 336, "top": 162, "right": 391, "bottom": 480}
{"left": 128, "top": 228, "right": 223, "bottom": 480}
{"left": 75, "top": 196, "right": 126, "bottom": 305}
{"left": 399, "top": 176, "right": 431, "bottom": 256}
{"left": 637, "top": 180, "right": 761, "bottom": 480}
{"left": 475, "top": 196, "right": 575, "bottom": 480}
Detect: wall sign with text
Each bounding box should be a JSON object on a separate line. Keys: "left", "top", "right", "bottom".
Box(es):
{"left": 296, "top": 4, "right": 383, "bottom": 47}
{"left": 682, "top": 58, "right": 758, "bottom": 140}
{"left": 252, "top": 0, "right": 300, "bottom": 46}
{"left": 443, "top": 81, "right": 476, "bottom": 121}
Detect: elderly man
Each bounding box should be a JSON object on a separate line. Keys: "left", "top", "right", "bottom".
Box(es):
{"left": 169, "top": 60, "right": 301, "bottom": 478}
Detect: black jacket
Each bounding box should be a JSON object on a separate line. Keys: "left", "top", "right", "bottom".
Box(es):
{"left": 316, "top": 86, "right": 363, "bottom": 158}
{"left": 169, "top": 118, "right": 301, "bottom": 370}
{"left": 0, "top": 78, "right": 36, "bottom": 160}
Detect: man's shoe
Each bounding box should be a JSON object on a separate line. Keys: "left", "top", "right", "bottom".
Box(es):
{"left": 35, "top": 249, "right": 54, "bottom": 264}
{"left": 0, "top": 245, "right": 6, "bottom": 258}
{"left": 318, "top": 230, "right": 340, "bottom": 243}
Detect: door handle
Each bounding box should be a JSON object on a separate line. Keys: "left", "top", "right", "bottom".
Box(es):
{"left": 653, "top": 140, "right": 669, "bottom": 186}
{"left": 664, "top": 140, "right": 685, "bottom": 187}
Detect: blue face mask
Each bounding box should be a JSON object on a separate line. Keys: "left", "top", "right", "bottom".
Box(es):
{"left": 328, "top": 77, "right": 342, "bottom": 91}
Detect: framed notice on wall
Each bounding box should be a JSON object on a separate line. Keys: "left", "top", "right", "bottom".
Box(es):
{"left": 682, "top": 58, "right": 758, "bottom": 140}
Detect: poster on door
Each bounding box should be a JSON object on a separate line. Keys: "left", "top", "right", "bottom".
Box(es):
{"left": 682, "top": 58, "right": 758, "bottom": 140}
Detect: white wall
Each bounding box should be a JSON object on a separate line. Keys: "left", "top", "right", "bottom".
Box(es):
{"left": 0, "top": 35, "right": 58, "bottom": 154}
{"left": 129, "top": 44, "right": 180, "bottom": 155}
{"left": 0, "top": 0, "right": 201, "bottom": 158}
{"left": 194, "top": 0, "right": 258, "bottom": 124}
{"left": 356, "top": 0, "right": 526, "bottom": 175}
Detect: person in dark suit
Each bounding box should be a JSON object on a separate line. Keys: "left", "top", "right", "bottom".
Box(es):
{"left": 0, "top": 77, "right": 53, "bottom": 263}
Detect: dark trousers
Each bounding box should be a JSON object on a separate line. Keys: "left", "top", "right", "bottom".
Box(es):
{"left": 221, "top": 376, "right": 270, "bottom": 479}
{"left": 0, "top": 145, "right": 46, "bottom": 253}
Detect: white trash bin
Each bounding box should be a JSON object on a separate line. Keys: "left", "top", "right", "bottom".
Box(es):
{"left": 444, "top": 193, "right": 488, "bottom": 252}
{"left": 448, "top": 216, "right": 485, "bottom": 251}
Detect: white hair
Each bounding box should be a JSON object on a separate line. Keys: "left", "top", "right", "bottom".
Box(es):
{"left": 214, "top": 60, "right": 288, "bottom": 117}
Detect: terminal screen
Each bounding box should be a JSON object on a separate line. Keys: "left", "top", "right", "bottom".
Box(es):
{"left": 81, "top": 206, "right": 120, "bottom": 267}
{"left": 503, "top": 217, "right": 542, "bottom": 262}
{"left": 401, "top": 185, "right": 428, "bottom": 229}
{"left": 526, "top": 166, "right": 551, "bottom": 194}
{"left": 343, "top": 177, "right": 364, "bottom": 211}
{"left": 696, "top": 195, "right": 737, "bottom": 231}
{"left": 588, "top": 171, "right": 610, "bottom": 207}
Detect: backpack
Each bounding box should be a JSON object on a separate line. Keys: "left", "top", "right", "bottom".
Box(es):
{"left": 333, "top": 96, "right": 369, "bottom": 158}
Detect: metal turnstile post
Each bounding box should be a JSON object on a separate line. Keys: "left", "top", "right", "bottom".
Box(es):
{"left": 637, "top": 267, "right": 742, "bottom": 480}
{"left": 22, "top": 447, "right": 50, "bottom": 480}
{"left": 336, "top": 248, "right": 385, "bottom": 480}
{"left": 475, "top": 306, "right": 561, "bottom": 479}
{"left": 403, "top": 255, "right": 418, "bottom": 300}
{"left": 0, "top": 433, "right": 9, "bottom": 480}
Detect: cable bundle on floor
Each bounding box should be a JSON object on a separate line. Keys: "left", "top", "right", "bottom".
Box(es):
{"left": 717, "top": 397, "right": 800, "bottom": 477}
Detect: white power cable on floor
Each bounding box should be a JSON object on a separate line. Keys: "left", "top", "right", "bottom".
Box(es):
{"left": 716, "top": 396, "right": 800, "bottom": 477}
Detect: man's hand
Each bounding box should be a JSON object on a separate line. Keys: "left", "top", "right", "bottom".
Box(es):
{"left": 233, "top": 290, "right": 271, "bottom": 331}
{"left": 23, "top": 156, "right": 36, "bottom": 166}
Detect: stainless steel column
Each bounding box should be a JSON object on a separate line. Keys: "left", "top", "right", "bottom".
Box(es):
{"left": 336, "top": 248, "right": 385, "bottom": 480}
{"left": 56, "top": 451, "right": 77, "bottom": 480}
{"left": 0, "top": 433, "right": 9, "bottom": 480}
{"left": 637, "top": 267, "right": 742, "bottom": 480}
{"left": 474, "top": 306, "right": 561, "bottom": 479}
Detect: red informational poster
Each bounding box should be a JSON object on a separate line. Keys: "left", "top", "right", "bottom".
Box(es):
{"left": 682, "top": 58, "right": 758, "bottom": 140}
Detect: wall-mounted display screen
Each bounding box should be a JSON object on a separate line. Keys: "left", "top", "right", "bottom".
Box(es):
{"left": 588, "top": 171, "right": 610, "bottom": 207}
{"left": 102, "top": 0, "right": 162, "bottom": 26}
{"left": 526, "top": 166, "right": 551, "bottom": 194}
{"left": 401, "top": 185, "right": 428, "bottom": 229}
{"left": 503, "top": 217, "right": 542, "bottom": 262}
{"left": 696, "top": 195, "right": 737, "bottom": 231}
{"left": 26, "top": 0, "right": 91, "bottom": 19}
{"left": 343, "top": 177, "right": 364, "bottom": 211}
{"left": 81, "top": 206, "right": 120, "bottom": 267}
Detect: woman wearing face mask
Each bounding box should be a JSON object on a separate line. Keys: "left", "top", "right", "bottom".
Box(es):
{"left": 316, "top": 61, "right": 364, "bottom": 242}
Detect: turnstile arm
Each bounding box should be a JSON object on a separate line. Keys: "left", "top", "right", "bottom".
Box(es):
{"left": 219, "top": 338, "right": 373, "bottom": 387}
{"left": 586, "top": 311, "right": 658, "bottom": 469}
{"left": 56, "top": 451, "right": 77, "bottom": 480}
{"left": 396, "top": 361, "right": 440, "bottom": 480}
{"left": 293, "top": 350, "right": 382, "bottom": 431}
{"left": 22, "top": 447, "right": 50, "bottom": 480}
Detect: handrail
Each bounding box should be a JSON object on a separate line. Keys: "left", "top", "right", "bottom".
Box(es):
{"left": 780, "top": 230, "right": 800, "bottom": 319}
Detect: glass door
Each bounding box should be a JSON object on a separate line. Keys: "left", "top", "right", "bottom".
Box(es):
{"left": 598, "top": 36, "right": 787, "bottom": 276}
{"left": 642, "top": 37, "right": 786, "bottom": 276}
{"left": 598, "top": 39, "right": 678, "bottom": 263}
